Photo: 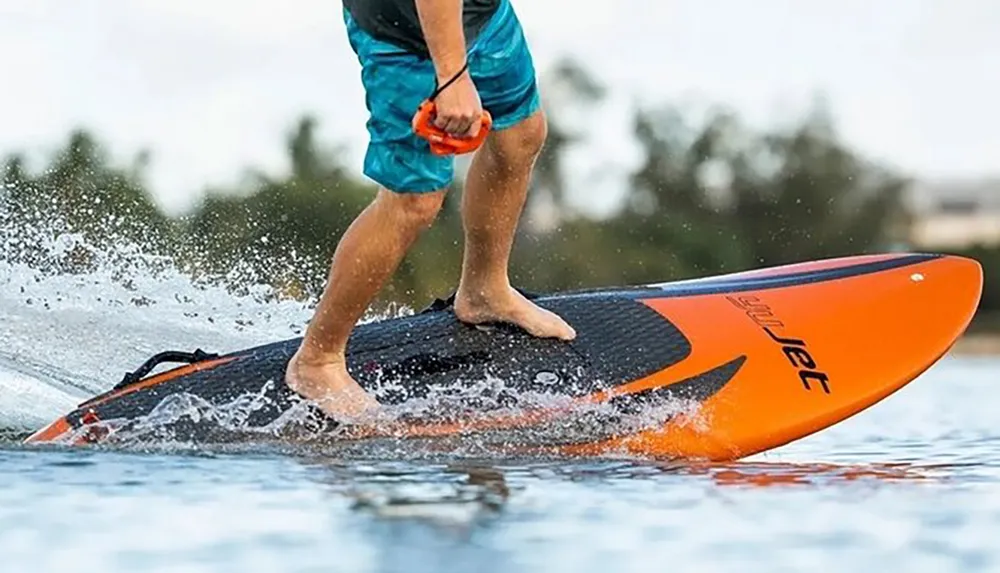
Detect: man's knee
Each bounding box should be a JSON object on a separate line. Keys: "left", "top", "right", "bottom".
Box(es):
{"left": 488, "top": 110, "right": 548, "bottom": 169}
{"left": 376, "top": 188, "right": 447, "bottom": 232}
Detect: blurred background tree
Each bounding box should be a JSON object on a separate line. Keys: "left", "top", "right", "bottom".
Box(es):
{"left": 178, "top": 115, "right": 374, "bottom": 300}
{"left": 1, "top": 57, "right": 994, "bottom": 328}
{"left": 1, "top": 130, "right": 172, "bottom": 275}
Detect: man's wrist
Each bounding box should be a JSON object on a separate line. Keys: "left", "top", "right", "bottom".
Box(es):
{"left": 433, "top": 57, "right": 469, "bottom": 83}
{"left": 413, "top": 0, "right": 469, "bottom": 84}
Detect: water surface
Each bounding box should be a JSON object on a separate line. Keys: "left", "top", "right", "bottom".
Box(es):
{"left": 1, "top": 239, "right": 998, "bottom": 573}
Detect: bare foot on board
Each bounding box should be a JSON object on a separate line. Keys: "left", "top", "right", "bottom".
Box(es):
{"left": 285, "top": 350, "right": 380, "bottom": 423}
{"left": 454, "top": 286, "right": 577, "bottom": 341}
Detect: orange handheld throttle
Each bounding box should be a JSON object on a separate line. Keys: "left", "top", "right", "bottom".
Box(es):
{"left": 413, "top": 101, "right": 492, "bottom": 155}
{"left": 412, "top": 62, "right": 492, "bottom": 156}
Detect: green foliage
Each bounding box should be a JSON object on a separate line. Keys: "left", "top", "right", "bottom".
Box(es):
{"left": 177, "top": 116, "right": 376, "bottom": 299}
{"left": 1, "top": 130, "right": 172, "bottom": 273}
{"left": 529, "top": 58, "right": 607, "bottom": 220}
{"left": 618, "top": 102, "right": 910, "bottom": 281}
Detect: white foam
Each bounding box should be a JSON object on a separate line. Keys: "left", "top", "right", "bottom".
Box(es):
{"left": 0, "top": 362, "right": 83, "bottom": 433}
{"left": 0, "top": 198, "right": 327, "bottom": 433}
{"left": 0, "top": 201, "right": 698, "bottom": 450}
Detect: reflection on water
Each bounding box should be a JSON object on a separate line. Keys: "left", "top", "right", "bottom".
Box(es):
{"left": 286, "top": 455, "right": 960, "bottom": 534}
{"left": 294, "top": 458, "right": 513, "bottom": 532}
{"left": 664, "top": 460, "right": 960, "bottom": 488}
{"left": 349, "top": 465, "right": 510, "bottom": 531}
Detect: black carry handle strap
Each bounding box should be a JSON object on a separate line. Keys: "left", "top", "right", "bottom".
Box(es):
{"left": 421, "top": 287, "right": 543, "bottom": 314}
{"left": 115, "top": 349, "right": 219, "bottom": 390}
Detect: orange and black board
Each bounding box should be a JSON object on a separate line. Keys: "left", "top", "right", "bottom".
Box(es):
{"left": 24, "top": 252, "right": 984, "bottom": 461}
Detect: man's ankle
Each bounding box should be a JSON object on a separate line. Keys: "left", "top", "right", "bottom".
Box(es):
{"left": 293, "top": 341, "right": 347, "bottom": 367}
{"left": 458, "top": 278, "right": 514, "bottom": 302}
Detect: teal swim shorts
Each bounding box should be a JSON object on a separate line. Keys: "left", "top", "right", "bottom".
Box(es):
{"left": 343, "top": 0, "right": 541, "bottom": 193}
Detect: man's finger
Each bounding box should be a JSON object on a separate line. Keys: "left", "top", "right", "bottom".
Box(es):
{"left": 444, "top": 116, "right": 470, "bottom": 137}
{"left": 435, "top": 111, "right": 465, "bottom": 135}
{"left": 433, "top": 113, "right": 451, "bottom": 131}
{"left": 465, "top": 119, "right": 481, "bottom": 139}
{"left": 456, "top": 117, "right": 476, "bottom": 137}
{"left": 440, "top": 116, "right": 463, "bottom": 135}
{"left": 456, "top": 110, "right": 482, "bottom": 139}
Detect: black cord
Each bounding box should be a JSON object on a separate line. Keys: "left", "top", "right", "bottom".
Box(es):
{"left": 428, "top": 61, "right": 469, "bottom": 101}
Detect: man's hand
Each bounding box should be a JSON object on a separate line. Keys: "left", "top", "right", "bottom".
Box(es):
{"left": 413, "top": 0, "right": 484, "bottom": 139}
{"left": 430, "top": 68, "right": 483, "bottom": 139}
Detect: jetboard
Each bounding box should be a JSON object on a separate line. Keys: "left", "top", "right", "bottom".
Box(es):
{"left": 24, "top": 252, "right": 983, "bottom": 461}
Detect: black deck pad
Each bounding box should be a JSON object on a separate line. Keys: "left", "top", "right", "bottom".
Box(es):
{"left": 67, "top": 291, "right": 696, "bottom": 443}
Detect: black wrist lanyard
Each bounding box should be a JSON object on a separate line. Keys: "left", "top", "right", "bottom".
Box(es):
{"left": 428, "top": 61, "right": 469, "bottom": 101}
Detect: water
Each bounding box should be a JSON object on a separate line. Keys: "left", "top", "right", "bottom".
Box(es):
{"left": 2, "top": 235, "right": 999, "bottom": 572}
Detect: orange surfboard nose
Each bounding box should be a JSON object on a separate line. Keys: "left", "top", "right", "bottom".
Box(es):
{"left": 578, "top": 254, "right": 984, "bottom": 461}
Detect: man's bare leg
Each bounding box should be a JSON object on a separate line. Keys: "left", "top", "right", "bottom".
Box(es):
{"left": 285, "top": 188, "right": 447, "bottom": 421}
{"left": 453, "top": 109, "right": 577, "bottom": 341}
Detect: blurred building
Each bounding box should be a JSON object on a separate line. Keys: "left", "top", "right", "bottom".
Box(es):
{"left": 906, "top": 178, "right": 1000, "bottom": 249}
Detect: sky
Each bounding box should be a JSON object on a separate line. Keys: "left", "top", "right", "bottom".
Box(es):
{"left": 1, "top": 0, "right": 998, "bottom": 217}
